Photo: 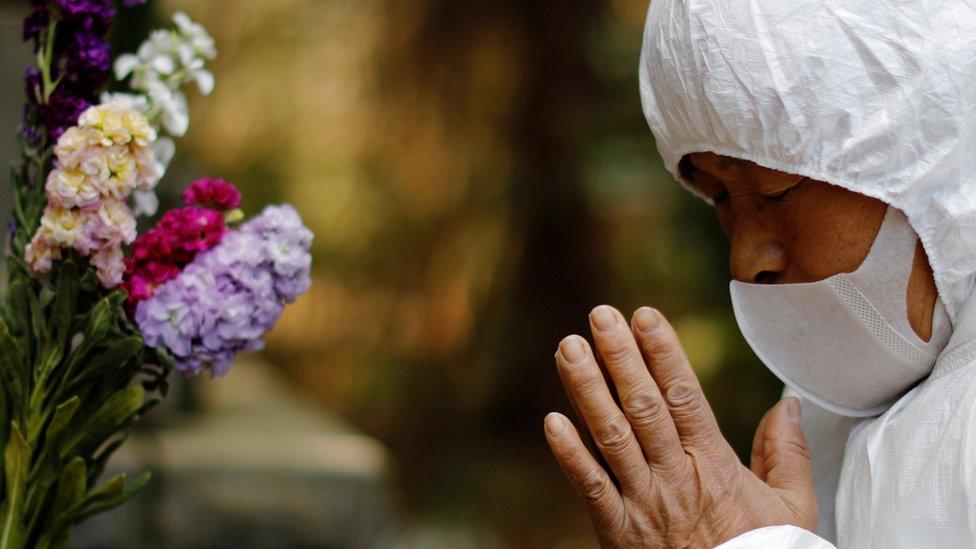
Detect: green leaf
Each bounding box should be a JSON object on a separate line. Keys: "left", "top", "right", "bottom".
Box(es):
{"left": 3, "top": 425, "right": 28, "bottom": 507}
{"left": 0, "top": 425, "right": 29, "bottom": 548}
{"left": 27, "top": 397, "right": 83, "bottom": 494}
{"left": 78, "top": 270, "right": 97, "bottom": 293}
{"left": 52, "top": 457, "right": 86, "bottom": 521}
{"left": 36, "top": 344, "right": 64, "bottom": 381}
{"left": 28, "top": 288, "right": 44, "bottom": 351}
{"left": 144, "top": 348, "right": 175, "bottom": 397}
{"left": 0, "top": 389, "right": 7, "bottom": 490}
{"left": 38, "top": 283, "right": 55, "bottom": 309}
{"left": 0, "top": 322, "right": 26, "bottom": 413}
{"left": 48, "top": 260, "right": 79, "bottom": 349}
{"left": 83, "top": 298, "right": 113, "bottom": 342}
{"left": 49, "top": 300, "right": 116, "bottom": 403}
{"left": 5, "top": 280, "right": 30, "bottom": 340}
{"left": 33, "top": 458, "right": 86, "bottom": 549}
{"left": 87, "top": 474, "right": 124, "bottom": 500}
{"left": 44, "top": 397, "right": 80, "bottom": 449}
{"left": 77, "top": 471, "right": 151, "bottom": 521}
{"left": 86, "top": 437, "right": 125, "bottom": 485}
{"left": 33, "top": 528, "right": 71, "bottom": 549}
{"left": 0, "top": 502, "right": 26, "bottom": 549}
{"left": 66, "top": 337, "right": 142, "bottom": 392}
{"left": 60, "top": 386, "right": 144, "bottom": 458}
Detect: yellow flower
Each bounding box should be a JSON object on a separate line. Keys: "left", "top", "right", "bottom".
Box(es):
{"left": 45, "top": 168, "right": 100, "bottom": 209}
{"left": 102, "top": 146, "right": 139, "bottom": 198}
{"left": 53, "top": 127, "right": 99, "bottom": 168}
{"left": 91, "top": 199, "right": 137, "bottom": 244}
{"left": 25, "top": 238, "right": 60, "bottom": 274}
{"left": 133, "top": 146, "right": 162, "bottom": 190}
{"left": 37, "top": 206, "right": 85, "bottom": 248}
{"left": 78, "top": 103, "right": 156, "bottom": 148}
{"left": 27, "top": 101, "right": 159, "bottom": 285}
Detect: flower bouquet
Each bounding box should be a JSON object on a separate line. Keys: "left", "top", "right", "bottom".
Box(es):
{"left": 1, "top": 2, "right": 312, "bottom": 547}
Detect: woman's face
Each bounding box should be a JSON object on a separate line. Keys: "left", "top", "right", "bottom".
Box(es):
{"left": 681, "top": 152, "right": 938, "bottom": 340}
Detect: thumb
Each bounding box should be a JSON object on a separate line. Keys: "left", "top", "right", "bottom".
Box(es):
{"left": 760, "top": 397, "right": 817, "bottom": 526}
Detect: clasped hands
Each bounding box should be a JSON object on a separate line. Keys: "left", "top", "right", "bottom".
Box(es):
{"left": 545, "top": 305, "right": 818, "bottom": 548}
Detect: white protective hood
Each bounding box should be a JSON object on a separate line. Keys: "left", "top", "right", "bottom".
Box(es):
{"left": 640, "top": 2, "right": 976, "bottom": 546}
{"left": 638, "top": 0, "right": 976, "bottom": 324}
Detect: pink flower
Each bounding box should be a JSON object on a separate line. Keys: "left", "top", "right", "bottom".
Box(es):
{"left": 89, "top": 199, "right": 137, "bottom": 244}
{"left": 124, "top": 262, "right": 182, "bottom": 303}
{"left": 123, "top": 205, "right": 228, "bottom": 305}
{"left": 26, "top": 102, "right": 157, "bottom": 288}
{"left": 157, "top": 206, "right": 226, "bottom": 262}
{"left": 182, "top": 177, "right": 241, "bottom": 211}
{"left": 45, "top": 167, "right": 100, "bottom": 209}
{"left": 92, "top": 244, "right": 125, "bottom": 287}
{"left": 25, "top": 239, "right": 60, "bottom": 274}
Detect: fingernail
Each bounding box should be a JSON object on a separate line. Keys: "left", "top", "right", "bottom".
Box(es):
{"left": 786, "top": 397, "right": 801, "bottom": 424}
{"left": 559, "top": 336, "right": 587, "bottom": 363}
{"left": 590, "top": 305, "right": 617, "bottom": 331}
{"left": 545, "top": 413, "right": 567, "bottom": 436}
{"left": 634, "top": 307, "right": 660, "bottom": 333}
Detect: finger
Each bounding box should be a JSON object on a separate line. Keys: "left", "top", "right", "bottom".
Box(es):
{"left": 588, "top": 305, "right": 684, "bottom": 473}
{"left": 631, "top": 307, "right": 724, "bottom": 452}
{"left": 750, "top": 406, "right": 774, "bottom": 479}
{"left": 544, "top": 412, "right": 626, "bottom": 533}
{"left": 556, "top": 335, "right": 651, "bottom": 492}
{"left": 555, "top": 350, "right": 612, "bottom": 473}
{"left": 759, "top": 398, "right": 817, "bottom": 528}
{"left": 760, "top": 398, "right": 813, "bottom": 493}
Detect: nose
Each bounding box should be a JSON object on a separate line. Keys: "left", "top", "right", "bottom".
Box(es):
{"left": 728, "top": 208, "right": 788, "bottom": 284}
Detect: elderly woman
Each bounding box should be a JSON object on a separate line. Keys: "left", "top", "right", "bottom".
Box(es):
{"left": 543, "top": 0, "right": 976, "bottom": 547}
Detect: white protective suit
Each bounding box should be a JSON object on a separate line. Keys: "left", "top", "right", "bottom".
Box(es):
{"left": 639, "top": 0, "right": 976, "bottom": 547}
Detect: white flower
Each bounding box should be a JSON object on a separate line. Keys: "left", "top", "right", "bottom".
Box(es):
{"left": 152, "top": 137, "right": 176, "bottom": 176}
{"left": 173, "top": 12, "right": 216, "bottom": 60}
{"left": 113, "top": 54, "right": 141, "bottom": 82}
{"left": 110, "top": 11, "right": 217, "bottom": 216}
{"left": 112, "top": 11, "right": 216, "bottom": 137}
{"left": 132, "top": 189, "right": 160, "bottom": 217}
{"left": 100, "top": 92, "right": 151, "bottom": 114}
{"left": 144, "top": 80, "right": 189, "bottom": 137}
{"left": 128, "top": 136, "right": 174, "bottom": 217}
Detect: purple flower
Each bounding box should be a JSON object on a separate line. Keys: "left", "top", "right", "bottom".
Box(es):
{"left": 23, "top": 4, "right": 49, "bottom": 43}
{"left": 37, "top": 88, "right": 92, "bottom": 140}
{"left": 22, "top": 0, "right": 134, "bottom": 143}
{"left": 54, "top": 0, "right": 116, "bottom": 35}
{"left": 24, "top": 67, "right": 42, "bottom": 104}
{"left": 67, "top": 31, "right": 110, "bottom": 73}
{"left": 135, "top": 205, "right": 314, "bottom": 378}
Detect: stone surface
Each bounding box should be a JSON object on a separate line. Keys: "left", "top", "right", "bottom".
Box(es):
{"left": 72, "top": 359, "right": 396, "bottom": 548}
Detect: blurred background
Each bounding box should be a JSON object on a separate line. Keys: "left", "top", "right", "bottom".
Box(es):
{"left": 0, "top": 0, "right": 785, "bottom": 547}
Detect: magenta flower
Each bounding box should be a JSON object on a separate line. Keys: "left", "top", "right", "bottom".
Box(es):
{"left": 123, "top": 205, "right": 227, "bottom": 305}
{"left": 182, "top": 177, "right": 242, "bottom": 211}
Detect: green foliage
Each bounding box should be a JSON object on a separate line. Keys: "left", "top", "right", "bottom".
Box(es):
{"left": 0, "top": 12, "right": 175, "bottom": 548}
{"left": 0, "top": 257, "right": 169, "bottom": 548}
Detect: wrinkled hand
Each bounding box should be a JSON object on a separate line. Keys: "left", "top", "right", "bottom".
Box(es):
{"left": 545, "top": 305, "right": 817, "bottom": 548}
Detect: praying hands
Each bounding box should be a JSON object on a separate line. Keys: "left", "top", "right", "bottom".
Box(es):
{"left": 545, "top": 306, "right": 818, "bottom": 548}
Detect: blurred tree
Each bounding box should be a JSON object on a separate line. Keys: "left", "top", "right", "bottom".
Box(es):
{"left": 159, "top": 0, "right": 786, "bottom": 544}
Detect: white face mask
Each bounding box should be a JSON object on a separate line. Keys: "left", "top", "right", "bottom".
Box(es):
{"left": 729, "top": 207, "right": 952, "bottom": 417}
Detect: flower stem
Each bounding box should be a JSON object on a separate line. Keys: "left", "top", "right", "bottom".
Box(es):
{"left": 38, "top": 22, "right": 57, "bottom": 104}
